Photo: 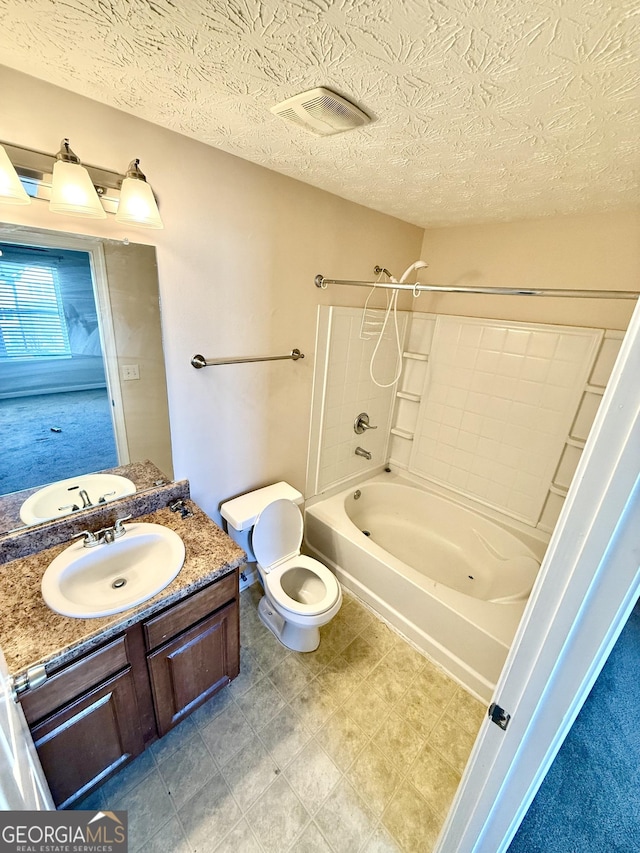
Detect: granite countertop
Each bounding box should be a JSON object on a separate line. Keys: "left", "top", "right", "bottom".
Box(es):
{"left": 0, "top": 501, "right": 246, "bottom": 676}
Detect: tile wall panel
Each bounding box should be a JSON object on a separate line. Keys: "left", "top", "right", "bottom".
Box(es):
{"left": 317, "top": 307, "right": 406, "bottom": 492}
{"left": 410, "top": 316, "right": 602, "bottom": 525}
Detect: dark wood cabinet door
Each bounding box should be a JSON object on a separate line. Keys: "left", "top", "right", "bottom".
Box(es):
{"left": 147, "top": 601, "right": 239, "bottom": 736}
{"left": 30, "top": 668, "right": 144, "bottom": 809}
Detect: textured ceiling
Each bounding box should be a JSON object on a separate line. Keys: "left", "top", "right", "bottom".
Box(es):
{"left": 0, "top": 0, "right": 638, "bottom": 227}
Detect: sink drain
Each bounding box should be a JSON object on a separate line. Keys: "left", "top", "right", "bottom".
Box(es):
{"left": 362, "top": 530, "right": 371, "bottom": 537}
{"left": 112, "top": 578, "right": 127, "bottom": 589}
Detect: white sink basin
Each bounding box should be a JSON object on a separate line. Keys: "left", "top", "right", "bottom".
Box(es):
{"left": 41, "top": 522, "right": 185, "bottom": 618}
{"left": 20, "top": 473, "right": 137, "bottom": 526}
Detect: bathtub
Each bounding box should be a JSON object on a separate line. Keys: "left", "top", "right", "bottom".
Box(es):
{"left": 305, "top": 473, "right": 544, "bottom": 700}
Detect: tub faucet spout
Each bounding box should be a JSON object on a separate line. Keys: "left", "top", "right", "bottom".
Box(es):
{"left": 355, "top": 446, "right": 372, "bottom": 460}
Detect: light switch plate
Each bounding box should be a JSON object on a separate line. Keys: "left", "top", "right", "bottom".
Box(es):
{"left": 122, "top": 364, "right": 140, "bottom": 381}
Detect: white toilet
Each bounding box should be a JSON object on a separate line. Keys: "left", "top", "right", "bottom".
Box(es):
{"left": 220, "top": 482, "right": 342, "bottom": 652}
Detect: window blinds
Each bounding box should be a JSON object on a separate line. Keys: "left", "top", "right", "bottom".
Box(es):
{"left": 0, "top": 259, "right": 70, "bottom": 359}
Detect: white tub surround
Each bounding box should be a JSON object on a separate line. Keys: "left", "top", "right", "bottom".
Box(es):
{"left": 305, "top": 307, "right": 621, "bottom": 699}
{"left": 306, "top": 473, "right": 544, "bottom": 700}
{"left": 408, "top": 316, "right": 602, "bottom": 525}
{"left": 306, "top": 306, "right": 408, "bottom": 495}
{"left": 389, "top": 313, "right": 623, "bottom": 533}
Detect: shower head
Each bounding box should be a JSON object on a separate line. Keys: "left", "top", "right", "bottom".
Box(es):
{"left": 399, "top": 260, "right": 429, "bottom": 283}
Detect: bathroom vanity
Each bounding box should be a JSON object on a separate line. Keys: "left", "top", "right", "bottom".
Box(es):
{"left": 0, "top": 490, "right": 245, "bottom": 808}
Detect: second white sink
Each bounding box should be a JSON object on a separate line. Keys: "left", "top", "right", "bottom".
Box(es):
{"left": 42, "top": 522, "right": 186, "bottom": 619}
{"left": 20, "top": 473, "right": 136, "bottom": 526}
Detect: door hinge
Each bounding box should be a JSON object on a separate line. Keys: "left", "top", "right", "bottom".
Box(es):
{"left": 488, "top": 702, "right": 511, "bottom": 731}
{"left": 11, "top": 664, "right": 47, "bottom": 701}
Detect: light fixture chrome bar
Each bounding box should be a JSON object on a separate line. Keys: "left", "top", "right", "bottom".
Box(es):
{"left": 314, "top": 274, "right": 639, "bottom": 300}
{"left": 1, "top": 140, "right": 124, "bottom": 213}
{"left": 191, "top": 348, "right": 305, "bottom": 368}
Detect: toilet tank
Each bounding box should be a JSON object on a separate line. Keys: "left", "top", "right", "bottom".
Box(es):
{"left": 221, "top": 482, "right": 304, "bottom": 531}
{"left": 220, "top": 482, "right": 304, "bottom": 561}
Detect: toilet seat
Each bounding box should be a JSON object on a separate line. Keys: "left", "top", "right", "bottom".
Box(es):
{"left": 252, "top": 499, "right": 340, "bottom": 617}
{"left": 265, "top": 555, "right": 340, "bottom": 617}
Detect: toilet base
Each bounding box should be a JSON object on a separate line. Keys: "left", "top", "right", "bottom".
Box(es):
{"left": 258, "top": 596, "right": 320, "bottom": 652}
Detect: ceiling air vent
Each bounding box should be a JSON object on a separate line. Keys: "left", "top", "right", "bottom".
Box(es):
{"left": 270, "top": 87, "right": 370, "bottom": 136}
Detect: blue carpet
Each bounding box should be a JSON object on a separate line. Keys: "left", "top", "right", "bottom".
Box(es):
{"left": 0, "top": 390, "right": 118, "bottom": 494}
{"left": 509, "top": 601, "right": 640, "bottom": 853}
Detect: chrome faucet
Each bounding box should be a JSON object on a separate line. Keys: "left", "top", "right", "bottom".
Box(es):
{"left": 78, "top": 489, "right": 93, "bottom": 508}
{"left": 72, "top": 529, "right": 101, "bottom": 548}
{"left": 73, "top": 514, "right": 132, "bottom": 547}
{"left": 104, "top": 515, "right": 132, "bottom": 542}
{"left": 355, "top": 446, "right": 372, "bottom": 460}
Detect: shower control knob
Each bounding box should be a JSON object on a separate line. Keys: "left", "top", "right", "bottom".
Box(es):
{"left": 354, "top": 412, "right": 377, "bottom": 434}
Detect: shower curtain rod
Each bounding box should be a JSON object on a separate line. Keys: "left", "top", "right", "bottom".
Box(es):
{"left": 314, "top": 274, "right": 639, "bottom": 300}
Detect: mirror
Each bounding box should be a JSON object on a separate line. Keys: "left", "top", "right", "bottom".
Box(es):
{"left": 0, "top": 223, "right": 173, "bottom": 535}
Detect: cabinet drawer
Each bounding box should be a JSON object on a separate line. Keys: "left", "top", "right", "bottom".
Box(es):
{"left": 143, "top": 571, "right": 237, "bottom": 651}
{"left": 20, "top": 635, "right": 129, "bottom": 725}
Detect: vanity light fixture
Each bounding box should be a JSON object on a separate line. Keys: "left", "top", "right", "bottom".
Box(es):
{"left": 0, "top": 139, "right": 164, "bottom": 229}
{"left": 0, "top": 143, "right": 31, "bottom": 205}
{"left": 49, "top": 139, "right": 107, "bottom": 219}
{"left": 115, "top": 159, "right": 163, "bottom": 229}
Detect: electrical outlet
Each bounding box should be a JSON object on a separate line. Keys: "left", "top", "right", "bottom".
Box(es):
{"left": 122, "top": 364, "right": 140, "bottom": 381}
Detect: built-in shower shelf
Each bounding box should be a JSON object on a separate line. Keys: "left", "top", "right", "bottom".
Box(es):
{"left": 396, "top": 391, "right": 421, "bottom": 403}
{"left": 402, "top": 351, "right": 429, "bottom": 362}
{"left": 585, "top": 383, "right": 605, "bottom": 396}
{"left": 390, "top": 427, "right": 414, "bottom": 441}
{"left": 565, "top": 436, "right": 586, "bottom": 450}
{"left": 549, "top": 483, "right": 569, "bottom": 498}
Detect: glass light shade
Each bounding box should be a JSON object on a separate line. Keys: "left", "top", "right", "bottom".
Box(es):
{"left": 49, "top": 159, "right": 107, "bottom": 218}
{"left": 115, "top": 177, "right": 163, "bottom": 229}
{"left": 0, "top": 145, "right": 30, "bottom": 205}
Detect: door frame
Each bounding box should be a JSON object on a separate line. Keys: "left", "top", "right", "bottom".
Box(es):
{"left": 435, "top": 294, "right": 640, "bottom": 852}
{"left": 0, "top": 646, "right": 53, "bottom": 810}
{"left": 86, "top": 239, "right": 129, "bottom": 464}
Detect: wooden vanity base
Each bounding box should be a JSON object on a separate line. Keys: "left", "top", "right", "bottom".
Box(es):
{"left": 20, "top": 569, "right": 240, "bottom": 808}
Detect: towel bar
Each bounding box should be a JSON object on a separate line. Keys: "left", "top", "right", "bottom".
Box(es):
{"left": 191, "top": 349, "right": 304, "bottom": 368}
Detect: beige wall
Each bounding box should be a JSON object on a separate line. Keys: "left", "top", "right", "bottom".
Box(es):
{"left": 417, "top": 210, "right": 640, "bottom": 330}
{"left": 1, "top": 66, "right": 423, "bottom": 521}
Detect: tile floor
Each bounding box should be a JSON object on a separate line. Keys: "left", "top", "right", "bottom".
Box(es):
{"left": 74, "top": 584, "right": 486, "bottom": 852}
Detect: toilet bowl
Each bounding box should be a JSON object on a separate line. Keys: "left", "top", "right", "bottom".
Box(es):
{"left": 220, "top": 485, "right": 342, "bottom": 652}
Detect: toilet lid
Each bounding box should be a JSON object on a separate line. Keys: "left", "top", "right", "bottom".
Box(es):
{"left": 252, "top": 498, "right": 303, "bottom": 571}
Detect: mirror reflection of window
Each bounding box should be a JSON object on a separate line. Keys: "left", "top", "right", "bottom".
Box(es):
{"left": 0, "top": 260, "right": 70, "bottom": 359}
{"left": 0, "top": 243, "right": 118, "bottom": 495}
